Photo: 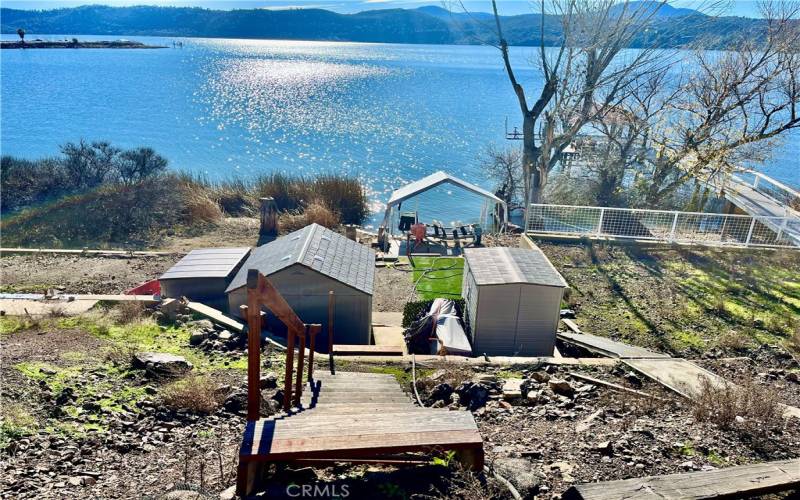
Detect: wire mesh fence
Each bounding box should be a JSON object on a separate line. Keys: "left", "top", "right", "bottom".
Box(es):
{"left": 526, "top": 204, "right": 800, "bottom": 249}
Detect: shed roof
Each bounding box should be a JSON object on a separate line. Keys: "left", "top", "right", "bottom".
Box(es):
{"left": 225, "top": 224, "right": 375, "bottom": 295}
{"left": 159, "top": 247, "right": 250, "bottom": 280}
{"left": 463, "top": 247, "right": 567, "bottom": 288}
{"left": 387, "top": 171, "right": 505, "bottom": 207}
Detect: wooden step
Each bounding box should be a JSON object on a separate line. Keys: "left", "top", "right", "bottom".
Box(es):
{"left": 333, "top": 345, "right": 404, "bottom": 356}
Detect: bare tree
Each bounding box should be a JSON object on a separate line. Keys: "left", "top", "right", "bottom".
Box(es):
{"left": 637, "top": 1, "right": 800, "bottom": 205}
{"left": 482, "top": 143, "right": 523, "bottom": 209}
{"left": 487, "top": 0, "right": 683, "bottom": 207}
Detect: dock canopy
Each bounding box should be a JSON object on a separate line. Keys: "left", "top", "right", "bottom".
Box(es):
{"left": 382, "top": 171, "right": 508, "bottom": 235}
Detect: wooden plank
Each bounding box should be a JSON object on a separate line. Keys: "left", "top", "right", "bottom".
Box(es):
{"left": 563, "top": 458, "right": 800, "bottom": 500}
{"left": 1, "top": 247, "right": 175, "bottom": 257}
{"left": 186, "top": 301, "right": 244, "bottom": 332}
{"left": 558, "top": 331, "right": 670, "bottom": 359}
{"left": 567, "top": 372, "right": 665, "bottom": 401}
{"left": 60, "top": 294, "right": 159, "bottom": 303}
{"left": 334, "top": 344, "right": 404, "bottom": 356}
{"left": 242, "top": 429, "right": 482, "bottom": 460}
{"left": 623, "top": 358, "right": 800, "bottom": 419}
{"left": 622, "top": 358, "right": 725, "bottom": 397}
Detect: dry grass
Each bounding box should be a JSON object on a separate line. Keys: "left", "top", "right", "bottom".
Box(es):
{"left": 433, "top": 464, "right": 505, "bottom": 500}
{"left": 692, "top": 377, "right": 785, "bottom": 438}
{"left": 113, "top": 301, "right": 150, "bottom": 324}
{"left": 417, "top": 360, "right": 474, "bottom": 394}
{"left": 103, "top": 342, "right": 140, "bottom": 368}
{"left": 182, "top": 187, "right": 223, "bottom": 224}
{"left": 716, "top": 330, "right": 753, "bottom": 353}
{"left": 161, "top": 375, "right": 223, "bottom": 414}
{"left": 279, "top": 201, "right": 340, "bottom": 232}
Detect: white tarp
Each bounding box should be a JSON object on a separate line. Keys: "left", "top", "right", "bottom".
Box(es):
{"left": 429, "top": 298, "right": 472, "bottom": 356}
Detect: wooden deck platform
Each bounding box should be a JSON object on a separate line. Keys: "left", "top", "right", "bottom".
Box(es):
{"left": 563, "top": 458, "right": 800, "bottom": 499}
{"left": 238, "top": 371, "right": 483, "bottom": 496}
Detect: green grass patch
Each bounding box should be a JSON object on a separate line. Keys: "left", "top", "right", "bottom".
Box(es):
{"left": 410, "top": 257, "right": 464, "bottom": 300}
{"left": 15, "top": 361, "right": 83, "bottom": 392}
{"left": 0, "top": 403, "right": 38, "bottom": 449}
{"left": 0, "top": 316, "right": 37, "bottom": 336}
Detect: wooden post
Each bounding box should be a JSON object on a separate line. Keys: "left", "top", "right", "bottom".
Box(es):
{"left": 259, "top": 197, "right": 278, "bottom": 237}
{"left": 244, "top": 271, "right": 263, "bottom": 422}
{"left": 283, "top": 329, "right": 295, "bottom": 411}
{"left": 293, "top": 328, "right": 306, "bottom": 407}
{"left": 307, "top": 324, "right": 320, "bottom": 382}
{"left": 328, "top": 291, "right": 335, "bottom": 375}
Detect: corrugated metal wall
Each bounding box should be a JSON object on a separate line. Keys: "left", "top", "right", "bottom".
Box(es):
{"left": 227, "top": 264, "right": 372, "bottom": 349}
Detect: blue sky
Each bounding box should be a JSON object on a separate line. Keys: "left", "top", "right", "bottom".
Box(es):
{"left": 0, "top": 1, "right": 772, "bottom": 18}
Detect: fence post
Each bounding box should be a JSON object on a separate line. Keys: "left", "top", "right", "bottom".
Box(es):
{"left": 776, "top": 216, "right": 789, "bottom": 241}
{"left": 596, "top": 208, "right": 605, "bottom": 236}
{"left": 668, "top": 211, "right": 679, "bottom": 243}
{"left": 744, "top": 218, "right": 756, "bottom": 247}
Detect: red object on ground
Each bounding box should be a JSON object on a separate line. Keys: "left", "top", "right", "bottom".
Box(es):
{"left": 125, "top": 279, "right": 161, "bottom": 296}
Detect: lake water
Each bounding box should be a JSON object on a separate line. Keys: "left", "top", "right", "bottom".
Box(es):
{"left": 2, "top": 35, "right": 797, "bottom": 227}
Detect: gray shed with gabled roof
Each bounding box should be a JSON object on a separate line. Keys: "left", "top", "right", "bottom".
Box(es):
{"left": 226, "top": 224, "right": 375, "bottom": 348}
{"left": 159, "top": 247, "right": 251, "bottom": 301}
{"left": 462, "top": 246, "right": 567, "bottom": 357}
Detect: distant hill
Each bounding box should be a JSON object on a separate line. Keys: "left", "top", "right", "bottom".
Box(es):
{"left": 0, "top": 4, "right": 776, "bottom": 49}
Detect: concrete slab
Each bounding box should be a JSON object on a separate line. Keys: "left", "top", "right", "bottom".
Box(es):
{"left": 372, "top": 312, "right": 404, "bottom": 327}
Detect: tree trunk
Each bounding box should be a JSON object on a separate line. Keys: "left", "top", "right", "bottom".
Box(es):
{"left": 522, "top": 113, "right": 542, "bottom": 206}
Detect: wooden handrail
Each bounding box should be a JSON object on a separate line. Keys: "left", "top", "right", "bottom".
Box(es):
{"left": 244, "top": 270, "right": 324, "bottom": 417}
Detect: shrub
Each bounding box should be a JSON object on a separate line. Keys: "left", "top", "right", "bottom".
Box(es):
{"left": 279, "top": 201, "right": 341, "bottom": 232}
{"left": 103, "top": 342, "right": 140, "bottom": 368}
{"left": 114, "top": 301, "right": 150, "bottom": 324}
{"left": 161, "top": 375, "right": 222, "bottom": 414}
{"left": 402, "top": 299, "right": 466, "bottom": 328}
{"left": 1, "top": 176, "right": 186, "bottom": 248}
{"left": 312, "top": 174, "right": 368, "bottom": 224}
{"left": 692, "top": 377, "right": 785, "bottom": 439}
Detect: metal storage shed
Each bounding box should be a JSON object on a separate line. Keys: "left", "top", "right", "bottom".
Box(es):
{"left": 159, "top": 248, "right": 251, "bottom": 304}
{"left": 462, "top": 247, "right": 567, "bottom": 357}
{"left": 226, "top": 224, "right": 375, "bottom": 348}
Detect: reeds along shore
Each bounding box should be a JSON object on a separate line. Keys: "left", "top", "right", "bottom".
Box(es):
{"left": 2, "top": 149, "right": 369, "bottom": 248}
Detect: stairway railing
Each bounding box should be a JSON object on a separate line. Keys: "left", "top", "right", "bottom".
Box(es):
{"left": 242, "top": 269, "right": 321, "bottom": 419}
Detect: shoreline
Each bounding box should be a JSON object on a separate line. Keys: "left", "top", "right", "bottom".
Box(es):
{"left": 1, "top": 40, "right": 166, "bottom": 49}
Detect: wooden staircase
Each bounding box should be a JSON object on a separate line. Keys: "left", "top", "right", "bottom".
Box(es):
{"left": 236, "top": 271, "right": 484, "bottom": 497}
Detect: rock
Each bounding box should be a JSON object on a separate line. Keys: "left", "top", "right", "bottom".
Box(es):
{"left": 223, "top": 391, "right": 247, "bottom": 415}
{"left": 165, "top": 490, "right": 203, "bottom": 500}
{"left": 502, "top": 378, "right": 525, "bottom": 400}
{"left": 259, "top": 372, "right": 278, "bottom": 389}
{"left": 189, "top": 332, "right": 207, "bottom": 346}
{"left": 188, "top": 319, "right": 215, "bottom": 332}
{"left": 593, "top": 440, "right": 614, "bottom": 456}
{"left": 560, "top": 308, "right": 576, "bottom": 318}
{"left": 466, "top": 384, "right": 490, "bottom": 410}
{"left": 55, "top": 388, "right": 76, "bottom": 406}
{"left": 219, "top": 485, "right": 236, "bottom": 500}
{"left": 493, "top": 458, "right": 543, "bottom": 497}
{"left": 787, "top": 372, "right": 799, "bottom": 383}
{"left": 624, "top": 372, "right": 643, "bottom": 387}
{"left": 548, "top": 378, "right": 575, "bottom": 397}
{"left": 530, "top": 371, "right": 550, "bottom": 383}
{"left": 218, "top": 331, "right": 233, "bottom": 341}
{"left": 133, "top": 352, "right": 192, "bottom": 377}
{"left": 39, "top": 366, "right": 57, "bottom": 376}
{"left": 679, "top": 460, "right": 695, "bottom": 470}
{"left": 427, "top": 383, "right": 453, "bottom": 405}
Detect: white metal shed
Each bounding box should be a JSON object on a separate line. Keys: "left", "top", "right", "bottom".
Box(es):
{"left": 226, "top": 224, "right": 375, "bottom": 348}
{"left": 462, "top": 247, "right": 567, "bottom": 357}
